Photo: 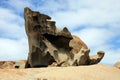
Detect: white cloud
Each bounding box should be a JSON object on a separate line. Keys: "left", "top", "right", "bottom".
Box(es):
{"left": 49, "top": 0, "right": 120, "bottom": 31}
{"left": 0, "top": 7, "right": 26, "bottom": 39}
{"left": 73, "top": 28, "right": 115, "bottom": 47}
{"left": 2, "top": 0, "right": 34, "bottom": 14}
{"left": 101, "top": 49, "right": 120, "bottom": 65}
{"left": 0, "top": 7, "right": 28, "bottom": 60}
{"left": 0, "top": 38, "right": 28, "bottom": 61}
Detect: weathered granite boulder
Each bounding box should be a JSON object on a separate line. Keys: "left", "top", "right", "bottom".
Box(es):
{"left": 0, "top": 60, "right": 26, "bottom": 69}
{"left": 24, "top": 7, "right": 105, "bottom": 68}
{"left": 114, "top": 61, "right": 120, "bottom": 69}
{"left": 0, "top": 61, "right": 15, "bottom": 69}
{"left": 13, "top": 60, "right": 27, "bottom": 69}
{"left": 89, "top": 51, "right": 105, "bottom": 65}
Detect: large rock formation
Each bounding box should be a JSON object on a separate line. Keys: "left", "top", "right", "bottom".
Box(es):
{"left": 24, "top": 7, "right": 105, "bottom": 68}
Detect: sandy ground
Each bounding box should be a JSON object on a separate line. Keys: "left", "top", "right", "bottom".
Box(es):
{"left": 0, "top": 64, "right": 120, "bottom": 80}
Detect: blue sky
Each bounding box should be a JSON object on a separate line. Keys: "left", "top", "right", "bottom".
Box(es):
{"left": 0, "top": 0, "right": 120, "bottom": 65}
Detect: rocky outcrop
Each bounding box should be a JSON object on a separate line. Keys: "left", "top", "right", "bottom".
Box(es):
{"left": 0, "top": 61, "right": 15, "bottom": 69}
{"left": 24, "top": 7, "right": 105, "bottom": 68}
{"left": 0, "top": 60, "right": 26, "bottom": 69}
{"left": 89, "top": 51, "right": 105, "bottom": 65}
{"left": 114, "top": 61, "right": 120, "bottom": 69}
{"left": 14, "top": 60, "right": 27, "bottom": 69}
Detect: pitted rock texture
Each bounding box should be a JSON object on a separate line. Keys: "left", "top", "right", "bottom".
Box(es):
{"left": 24, "top": 7, "right": 105, "bottom": 68}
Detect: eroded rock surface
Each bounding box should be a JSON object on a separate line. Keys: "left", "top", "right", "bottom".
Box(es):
{"left": 24, "top": 7, "right": 105, "bottom": 68}
{"left": 0, "top": 61, "right": 15, "bottom": 69}
{"left": 0, "top": 60, "right": 26, "bottom": 69}
{"left": 114, "top": 61, "right": 120, "bottom": 69}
